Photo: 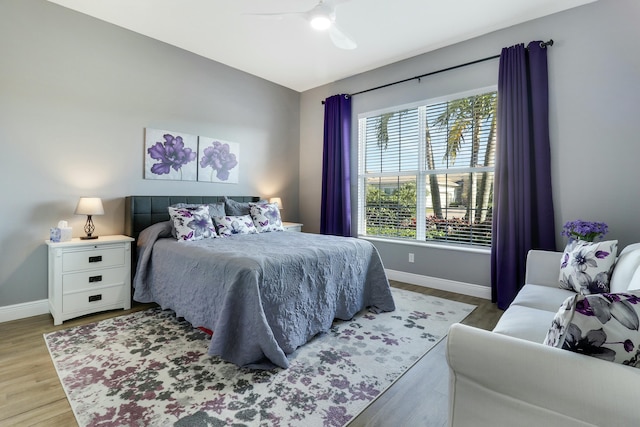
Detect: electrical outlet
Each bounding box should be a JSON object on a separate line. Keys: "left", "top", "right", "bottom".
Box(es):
{"left": 408, "top": 253, "right": 414, "bottom": 263}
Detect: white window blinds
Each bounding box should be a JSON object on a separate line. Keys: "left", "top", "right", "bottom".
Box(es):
{"left": 358, "top": 89, "right": 497, "bottom": 247}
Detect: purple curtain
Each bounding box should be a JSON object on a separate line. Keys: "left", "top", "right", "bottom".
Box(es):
{"left": 320, "top": 94, "right": 352, "bottom": 236}
{"left": 491, "top": 42, "right": 556, "bottom": 310}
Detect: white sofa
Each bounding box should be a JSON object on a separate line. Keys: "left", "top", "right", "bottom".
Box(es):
{"left": 446, "top": 247, "right": 640, "bottom": 427}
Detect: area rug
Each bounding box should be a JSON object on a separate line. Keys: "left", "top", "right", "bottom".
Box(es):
{"left": 44, "top": 288, "right": 475, "bottom": 427}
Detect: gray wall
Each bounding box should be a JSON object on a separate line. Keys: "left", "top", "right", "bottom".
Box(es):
{"left": 300, "top": 0, "right": 640, "bottom": 287}
{"left": 0, "top": 0, "right": 300, "bottom": 307}
{"left": 3, "top": 0, "right": 639, "bottom": 309}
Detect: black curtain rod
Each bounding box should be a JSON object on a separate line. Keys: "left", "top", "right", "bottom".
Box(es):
{"left": 349, "top": 54, "right": 500, "bottom": 97}
{"left": 322, "top": 39, "right": 553, "bottom": 104}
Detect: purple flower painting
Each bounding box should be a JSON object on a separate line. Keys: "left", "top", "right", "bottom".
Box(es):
{"left": 198, "top": 137, "right": 239, "bottom": 183}
{"left": 145, "top": 128, "right": 198, "bottom": 181}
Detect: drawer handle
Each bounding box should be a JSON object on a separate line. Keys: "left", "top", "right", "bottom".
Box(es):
{"left": 89, "top": 275, "right": 102, "bottom": 283}
{"left": 89, "top": 256, "right": 102, "bottom": 263}
{"left": 88, "top": 294, "right": 102, "bottom": 302}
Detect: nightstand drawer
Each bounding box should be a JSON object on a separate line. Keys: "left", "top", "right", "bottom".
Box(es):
{"left": 62, "top": 267, "right": 127, "bottom": 293}
{"left": 62, "top": 246, "right": 125, "bottom": 272}
{"left": 282, "top": 222, "right": 303, "bottom": 232}
{"left": 63, "top": 285, "right": 127, "bottom": 312}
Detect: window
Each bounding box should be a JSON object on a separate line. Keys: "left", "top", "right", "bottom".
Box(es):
{"left": 357, "top": 88, "right": 497, "bottom": 247}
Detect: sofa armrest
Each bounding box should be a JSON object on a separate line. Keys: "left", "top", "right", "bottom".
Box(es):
{"left": 524, "top": 249, "right": 562, "bottom": 288}
{"left": 446, "top": 323, "right": 640, "bottom": 427}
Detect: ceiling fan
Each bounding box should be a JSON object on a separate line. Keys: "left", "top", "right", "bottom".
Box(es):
{"left": 248, "top": 0, "right": 357, "bottom": 50}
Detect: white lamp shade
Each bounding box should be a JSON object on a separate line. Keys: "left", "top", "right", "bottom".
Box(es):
{"left": 75, "top": 197, "right": 104, "bottom": 216}
{"left": 269, "top": 197, "right": 283, "bottom": 210}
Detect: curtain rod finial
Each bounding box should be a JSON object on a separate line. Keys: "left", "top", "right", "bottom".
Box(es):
{"left": 540, "top": 39, "right": 554, "bottom": 48}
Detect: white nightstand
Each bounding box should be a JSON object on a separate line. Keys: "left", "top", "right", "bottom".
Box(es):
{"left": 46, "top": 235, "right": 134, "bottom": 325}
{"left": 282, "top": 222, "right": 303, "bottom": 232}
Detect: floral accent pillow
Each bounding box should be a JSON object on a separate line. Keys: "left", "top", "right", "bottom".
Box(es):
{"left": 169, "top": 203, "right": 224, "bottom": 238}
{"left": 172, "top": 202, "right": 225, "bottom": 218}
{"left": 543, "top": 292, "right": 640, "bottom": 368}
{"left": 168, "top": 206, "right": 217, "bottom": 241}
{"left": 249, "top": 202, "right": 284, "bottom": 233}
{"left": 214, "top": 215, "right": 258, "bottom": 237}
{"left": 558, "top": 240, "right": 618, "bottom": 294}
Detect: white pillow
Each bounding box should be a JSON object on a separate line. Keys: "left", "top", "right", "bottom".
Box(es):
{"left": 559, "top": 240, "right": 618, "bottom": 294}
{"left": 610, "top": 247, "right": 640, "bottom": 293}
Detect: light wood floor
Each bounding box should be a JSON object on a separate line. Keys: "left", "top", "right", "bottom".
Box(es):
{"left": 349, "top": 281, "right": 503, "bottom": 427}
{"left": 0, "top": 281, "right": 502, "bottom": 427}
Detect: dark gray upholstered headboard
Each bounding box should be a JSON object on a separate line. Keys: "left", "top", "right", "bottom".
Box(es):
{"left": 124, "top": 195, "right": 260, "bottom": 241}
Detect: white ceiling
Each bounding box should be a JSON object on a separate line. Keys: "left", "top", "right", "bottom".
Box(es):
{"left": 48, "top": 0, "right": 596, "bottom": 92}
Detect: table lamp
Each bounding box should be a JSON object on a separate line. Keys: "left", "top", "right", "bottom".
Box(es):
{"left": 75, "top": 197, "right": 104, "bottom": 240}
{"left": 269, "top": 197, "right": 283, "bottom": 210}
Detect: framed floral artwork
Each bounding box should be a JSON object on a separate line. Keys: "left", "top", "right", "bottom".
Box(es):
{"left": 197, "top": 136, "right": 240, "bottom": 184}
{"left": 144, "top": 128, "right": 198, "bottom": 181}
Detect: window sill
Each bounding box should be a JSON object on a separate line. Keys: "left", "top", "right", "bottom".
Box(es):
{"left": 359, "top": 235, "right": 491, "bottom": 255}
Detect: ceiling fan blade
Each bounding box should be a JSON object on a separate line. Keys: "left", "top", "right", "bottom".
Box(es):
{"left": 245, "top": 1, "right": 322, "bottom": 19}
{"left": 243, "top": 11, "right": 302, "bottom": 19}
{"left": 329, "top": 24, "right": 357, "bottom": 50}
{"left": 326, "top": 0, "right": 351, "bottom": 6}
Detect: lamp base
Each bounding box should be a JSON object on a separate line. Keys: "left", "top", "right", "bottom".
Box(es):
{"left": 80, "top": 235, "right": 99, "bottom": 240}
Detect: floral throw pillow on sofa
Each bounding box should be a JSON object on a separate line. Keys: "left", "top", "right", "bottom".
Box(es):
{"left": 558, "top": 240, "right": 618, "bottom": 294}
{"left": 168, "top": 206, "right": 217, "bottom": 241}
{"left": 543, "top": 292, "right": 640, "bottom": 368}
{"left": 249, "top": 202, "right": 284, "bottom": 233}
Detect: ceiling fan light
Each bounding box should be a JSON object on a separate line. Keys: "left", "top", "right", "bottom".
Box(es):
{"left": 310, "top": 15, "right": 331, "bottom": 30}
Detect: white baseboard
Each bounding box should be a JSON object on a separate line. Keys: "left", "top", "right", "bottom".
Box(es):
{"left": 386, "top": 269, "right": 491, "bottom": 300}
{"left": 0, "top": 274, "right": 490, "bottom": 323}
{"left": 0, "top": 299, "right": 49, "bottom": 323}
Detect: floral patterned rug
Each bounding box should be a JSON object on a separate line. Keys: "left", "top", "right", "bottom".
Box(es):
{"left": 44, "top": 288, "right": 475, "bottom": 427}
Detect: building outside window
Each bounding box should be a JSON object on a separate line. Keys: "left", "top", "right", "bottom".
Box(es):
{"left": 357, "top": 88, "right": 497, "bottom": 247}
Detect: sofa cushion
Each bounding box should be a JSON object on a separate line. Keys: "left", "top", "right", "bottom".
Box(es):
{"left": 610, "top": 246, "right": 640, "bottom": 293}
{"left": 619, "top": 243, "right": 640, "bottom": 257}
{"left": 629, "top": 268, "right": 640, "bottom": 291}
{"left": 558, "top": 240, "right": 618, "bottom": 294}
{"left": 543, "top": 292, "right": 640, "bottom": 367}
{"left": 493, "top": 305, "right": 557, "bottom": 343}
{"left": 511, "top": 284, "right": 575, "bottom": 313}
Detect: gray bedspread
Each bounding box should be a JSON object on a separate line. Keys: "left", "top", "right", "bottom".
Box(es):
{"left": 133, "top": 221, "right": 395, "bottom": 369}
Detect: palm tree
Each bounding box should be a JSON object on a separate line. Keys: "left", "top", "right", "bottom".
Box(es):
{"left": 475, "top": 112, "right": 496, "bottom": 223}
{"left": 431, "top": 93, "right": 497, "bottom": 223}
{"left": 425, "top": 126, "right": 443, "bottom": 219}
{"left": 374, "top": 110, "right": 443, "bottom": 218}
{"left": 376, "top": 113, "right": 394, "bottom": 150}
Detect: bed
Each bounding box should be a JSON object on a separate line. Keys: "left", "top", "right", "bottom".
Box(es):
{"left": 125, "top": 195, "right": 395, "bottom": 369}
